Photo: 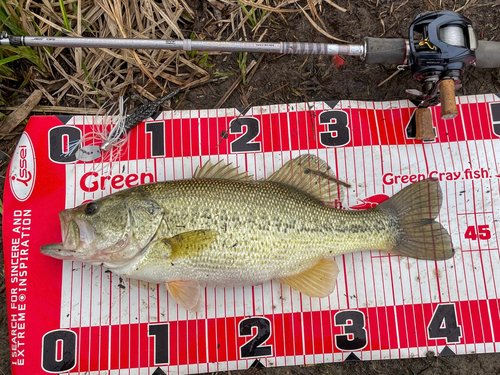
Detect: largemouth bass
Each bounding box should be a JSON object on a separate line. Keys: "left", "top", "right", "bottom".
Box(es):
{"left": 41, "top": 155, "right": 454, "bottom": 310}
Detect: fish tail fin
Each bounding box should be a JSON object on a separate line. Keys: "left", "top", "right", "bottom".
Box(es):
{"left": 378, "top": 178, "right": 454, "bottom": 260}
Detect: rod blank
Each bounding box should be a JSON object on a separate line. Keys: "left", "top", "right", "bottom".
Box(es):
{"left": 0, "top": 33, "right": 365, "bottom": 57}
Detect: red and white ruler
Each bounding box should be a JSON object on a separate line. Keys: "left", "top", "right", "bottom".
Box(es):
{"left": 4, "top": 95, "right": 500, "bottom": 375}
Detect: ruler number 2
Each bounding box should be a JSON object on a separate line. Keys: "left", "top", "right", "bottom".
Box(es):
{"left": 230, "top": 118, "right": 262, "bottom": 153}
{"left": 239, "top": 317, "right": 273, "bottom": 358}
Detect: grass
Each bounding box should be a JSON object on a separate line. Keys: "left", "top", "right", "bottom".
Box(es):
{"left": 0, "top": 0, "right": 48, "bottom": 79}
{"left": 237, "top": 0, "right": 267, "bottom": 28}
{"left": 58, "top": 0, "right": 71, "bottom": 31}
{"left": 238, "top": 52, "right": 248, "bottom": 84}
{"left": 81, "top": 60, "right": 101, "bottom": 106}
{"left": 0, "top": 0, "right": 327, "bottom": 109}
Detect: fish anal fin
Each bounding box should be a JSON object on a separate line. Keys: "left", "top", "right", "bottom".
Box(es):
{"left": 278, "top": 258, "right": 339, "bottom": 298}
{"left": 194, "top": 159, "right": 253, "bottom": 181}
{"left": 266, "top": 155, "right": 347, "bottom": 205}
{"left": 167, "top": 280, "right": 201, "bottom": 311}
{"left": 165, "top": 230, "right": 218, "bottom": 259}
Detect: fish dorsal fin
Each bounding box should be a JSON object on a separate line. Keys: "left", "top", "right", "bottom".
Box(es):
{"left": 266, "top": 154, "right": 347, "bottom": 205}
{"left": 194, "top": 159, "right": 253, "bottom": 181}
{"left": 278, "top": 258, "right": 339, "bottom": 298}
{"left": 167, "top": 280, "right": 202, "bottom": 311}
{"left": 165, "top": 230, "right": 219, "bottom": 258}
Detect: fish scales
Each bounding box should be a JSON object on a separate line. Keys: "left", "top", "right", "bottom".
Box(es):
{"left": 125, "top": 179, "right": 396, "bottom": 285}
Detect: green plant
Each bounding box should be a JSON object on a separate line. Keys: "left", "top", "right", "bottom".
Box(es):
{"left": 58, "top": 0, "right": 71, "bottom": 30}
{"left": 237, "top": 0, "right": 266, "bottom": 28}
{"left": 238, "top": 52, "right": 247, "bottom": 84}
{"left": 0, "top": 0, "right": 48, "bottom": 75}
{"left": 82, "top": 60, "right": 101, "bottom": 106}
{"left": 198, "top": 52, "right": 215, "bottom": 68}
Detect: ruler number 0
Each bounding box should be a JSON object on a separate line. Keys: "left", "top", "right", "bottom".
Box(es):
{"left": 334, "top": 310, "right": 368, "bottom": 351}
{"left": 239, "top": 317, "right": 273, "bottom": 358}
{"left": 41, "top": 329, "right": 77, "bottom": 373}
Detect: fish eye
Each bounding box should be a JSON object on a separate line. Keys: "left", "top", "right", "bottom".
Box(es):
{"left": 85, "top": 202, "right": 98, "bottom": 215}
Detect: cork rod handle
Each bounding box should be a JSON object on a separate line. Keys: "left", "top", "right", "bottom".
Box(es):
{"left": 439, "top": 79, "right": 458, "bottom": 120}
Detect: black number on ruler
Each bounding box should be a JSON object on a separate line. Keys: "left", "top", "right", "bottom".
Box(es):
{"left": 148, "top": 323, "right": 170, "bottom": 365}
{"left": 230, "top": 118, "right": 262, "bottom": 153}
{"left": 489, "top": 102, "right": 500, "bottom": 137}
{"left": 334, "top": 310, "right": 368, "bottom": 351}
{"left": 428, "top": 304, "right": 462, "bottom": 343}
{"left": 145, "top": 121, "right": 166, "bottom": 157}
{"left": 319, "top": 110, "right": 350, "bottom": 147}
{"left": 41, "top": 330, "right": 77, "bottom": 373}
{"left": 48, "top": 126, "right": 82, "bottom": 163}
{"left": 239, "top": 317, "right": 273, "bottom": 358}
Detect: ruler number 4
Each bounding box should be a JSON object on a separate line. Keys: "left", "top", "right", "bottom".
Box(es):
{"left": 428, "top": 304, "right": 462, "bottom": 344}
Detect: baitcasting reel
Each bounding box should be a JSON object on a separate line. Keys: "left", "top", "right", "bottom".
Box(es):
{"left": 407, "top": 11, "right": 478, "bottom": 117}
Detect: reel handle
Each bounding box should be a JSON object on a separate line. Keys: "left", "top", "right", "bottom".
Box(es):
{"left": 439, "top": 79, "right": 458, "bottom": 120}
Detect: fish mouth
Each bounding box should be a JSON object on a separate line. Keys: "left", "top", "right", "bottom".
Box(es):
{"left": 41, "top": 212, "right": 96, "bottom": 259}
{"left": 40, "top": 242, "right": 78, "bottom": 259}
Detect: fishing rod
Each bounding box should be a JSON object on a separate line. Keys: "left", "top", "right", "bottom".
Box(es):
{"left": 3, "top": 10, "right": 500, "bottom": 138}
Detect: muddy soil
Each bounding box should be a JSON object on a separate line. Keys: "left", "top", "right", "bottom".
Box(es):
{"left": 2, "top": 0, "right": 500, "bottom": 374}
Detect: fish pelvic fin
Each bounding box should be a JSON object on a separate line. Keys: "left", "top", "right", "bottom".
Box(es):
{"left": 266, "top": 154, "right": 349, "bottom": 206}
{"left": 278, "top": 258, "right": 339, "bottom": 298}
{"left": 379, "top": 178, "right": 454, "bottom": 260}
{"left": 194, "top": 159, "right": 253, "bottom": 181}
{"left": 167, "top": 280, "right": 202, "bottom": 311}
{"left": 165, "top": 230, "right": 219, "bottom": 258}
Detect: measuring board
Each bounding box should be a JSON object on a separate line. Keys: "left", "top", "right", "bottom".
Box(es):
{"left": 4, "top": 94, "right": 500, "bottom": 375}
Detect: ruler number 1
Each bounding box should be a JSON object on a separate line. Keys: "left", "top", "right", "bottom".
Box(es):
{"left": 148, "top": 323, "right": 170, "bottom": 365}
{"left": 145, "top": 121, "right": 166, "bottom": 157}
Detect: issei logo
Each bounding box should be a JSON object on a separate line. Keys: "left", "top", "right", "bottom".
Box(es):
{"left": 9, "top": 133, "right": 36, "bottom": 201}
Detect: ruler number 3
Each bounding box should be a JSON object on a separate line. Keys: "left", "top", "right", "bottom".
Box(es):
{"left": 334, "top": 310, "right": 368, "bottom": 351}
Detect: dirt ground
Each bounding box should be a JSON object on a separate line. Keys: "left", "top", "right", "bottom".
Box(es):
{"left": 2, "top": 0, "right": 500, "bottom": 374}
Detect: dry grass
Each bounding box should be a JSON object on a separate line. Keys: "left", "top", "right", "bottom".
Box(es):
{"left": 0, "top": 0, "right": 347, "bottom": 111}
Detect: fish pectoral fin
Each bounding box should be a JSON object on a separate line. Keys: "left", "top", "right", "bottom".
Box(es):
{"left": 165, "top": 230, "right": 219, "bottom": 258}
{"left": 278, "top": 258, "right": 339, "bottom": 298}
{"left": 167, "top": 280, "right": 202, "bottom": 311}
